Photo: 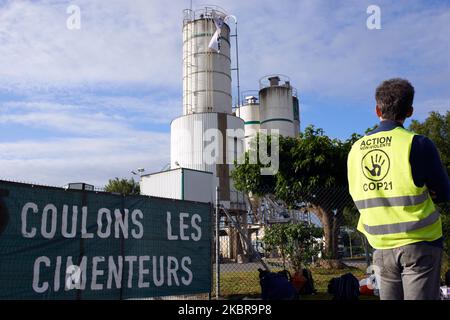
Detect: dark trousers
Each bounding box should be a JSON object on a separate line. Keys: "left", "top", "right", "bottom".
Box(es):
{"left": 373, "top": 243, "right": 442, "bottom": 300}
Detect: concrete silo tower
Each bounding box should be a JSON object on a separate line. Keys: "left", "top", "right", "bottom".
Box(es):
{"left": 259, "top": 75, "right": 298, "bottom": 138}
{"left": 170, "top": 6, "right": 245, "bottom": 204}
{"left": 234, "top": 92, "right": 260, "bottom": 150}
{"left": 235, "top": 75, "right": 300, "bottom": 152}
{"left": 182, "top": 8, "right": 232, "bottom": 115}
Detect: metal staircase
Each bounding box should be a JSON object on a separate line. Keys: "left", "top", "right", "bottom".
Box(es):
{"left": 219, "top": 205, "right": 270, "bottom": 271}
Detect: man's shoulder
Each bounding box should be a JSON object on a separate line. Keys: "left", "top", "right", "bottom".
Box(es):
{"left": 411, "top": 134, "right": 437, "bottom": 152}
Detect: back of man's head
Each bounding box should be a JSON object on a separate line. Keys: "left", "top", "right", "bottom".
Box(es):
{"left": 375, "top": 78, "right": 415, "bottom": 121}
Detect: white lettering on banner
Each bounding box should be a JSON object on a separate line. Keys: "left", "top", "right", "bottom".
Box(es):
{"left": 191, "top": 214, "right": 202, "bottom": 241}
{"left": 125, "top": 256, "right": 137, "bottom": 289}
{"left": 79, "top": 256, "right": 88, "bottom": 290}
{"left": 138, "top": 256, "right": 150, "bottom": 288}
{"left": 62, "top": 205, "right": 77, "bottom": 238}
{"left": 167, "top": 212, "right": 203, "bottom": 241}
{"left": 21, "top": 202, "right": 38, "bottom": 238}
{"left": 41, "top": 204, "right": 58, "bottom": 239}
{"left": 167, "top": 211, "right": 178, "bottom": 240}
{"left": 153, "top": 256, "right": 165, "bottom": 287}
{"left": 181, "top": 257, "right": 193, "bottom": 286}
{"left": 81, "top": 206, "right": 94, "bottom": 239}
{"left": 33, "top": 256, "right": 50, "bottom": 293}
{"left": 32, "top": 255, "right": 195, "bottom": 293}
{"left": 97, "top": 208, "right": 112, "bottom": 238}
{"left": 19, "top": 203, "right": 145, "bottom": 240}
{"left": 179, "top": 212, "right": 190, "bottom": 240}
{"left": 167, "top": 256, "right": 180, "bottom": 286}
{"left": 131, "top": 209, "right": 143, "bottom": 239}
{"left": 19, "top": 201, "right": 204, "bottom": 295}
{"left": 114, "top": 209, "right": 129, "bottom": 238}
{"left": 107, "top": 256, "right": 123, "bottom": 289}
{"left": 54, "top": 256, "right": 62, "bottom": 292}
{"left": 91, "top": 256, "right": 105, "bottom": 290}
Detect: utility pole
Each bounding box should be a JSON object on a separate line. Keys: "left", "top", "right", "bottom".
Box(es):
{"left": 215, "top": 186, "right": 220, "bottom": 300}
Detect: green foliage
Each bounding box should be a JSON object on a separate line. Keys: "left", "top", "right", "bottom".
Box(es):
{"left": 275, "top": 126, "right": 355, "bottom": 205}
{"left": 104, "top": 177, "right": 140, "bottom": 196}
{"left": 263, "top": 222, "right": 323, "bottom": 271}
{"left": 232, "top": 125, "right": 359, "bottom": 259}
{"left": 232, "top": 125, "right": 357, "bottom": 205}
{"left": 439, "top": 203, "right": 450, "bottom": 260}
{"left": 231, "top": 133, "right": 276, "bottom": 195}
{"left": 410, "top": 111, "right": 450, "bottom": 261}
{"left": 365, "top": 124, "right": 379, "bottom": 135}
{"left": 409, "top": 111, "right": 450, "bottom": 176}
{"left": 343, "top": 206, "right": 359, "bottom": 229}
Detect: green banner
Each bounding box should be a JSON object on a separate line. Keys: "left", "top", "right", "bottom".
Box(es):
{"left": 0, "top": 181, "right": 211, "bottom": 299}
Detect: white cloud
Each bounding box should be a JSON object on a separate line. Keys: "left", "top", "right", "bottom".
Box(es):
{"left": 0, "top": 0, "right": 184, "bottom": 88}
{"left": 0, "top": 110, "right": 131, "bottom": 137}
{"left": 231, "top": 0, "right": 450, "bottom": 104}
{"left": 0, "top": 134, "right": 170, "bottom": 187}
{"left": 0, "top": 94, "right": 174, "bottom": 186}
{"left": 1, "top": 94, "right": 181, "bottom": 128}
{"left": 1, "top": 0, "right": 449, "bottom": 102}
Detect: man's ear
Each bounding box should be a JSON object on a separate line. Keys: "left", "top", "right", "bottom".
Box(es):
{"left": 406, "top": 106, "right": 414, "bottom": 118}
{"left": 376, "top": 105, "right": 383, "bottom": 118}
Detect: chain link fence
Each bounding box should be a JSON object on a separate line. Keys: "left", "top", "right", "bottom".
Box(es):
{"left": 212, "top": 186, "right": 450, "bottom": 300}
{"left": 1, "top": 178, "right": 448, "bottom": 300}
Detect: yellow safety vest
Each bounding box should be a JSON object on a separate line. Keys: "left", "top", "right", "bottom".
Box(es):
{"left": 347, "top": 127, "right": 442, "bottom": 249}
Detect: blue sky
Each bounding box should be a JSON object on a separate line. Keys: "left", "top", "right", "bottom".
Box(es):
{"left": 0, "top": 0, "right": 449, "bottom": 187}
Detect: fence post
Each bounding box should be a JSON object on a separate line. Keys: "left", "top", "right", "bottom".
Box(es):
{"left": 363, "top": 237, "right": 371, "bottom": 268}
{"left": 215, "top": 186, "right": 220, "bottom": 300}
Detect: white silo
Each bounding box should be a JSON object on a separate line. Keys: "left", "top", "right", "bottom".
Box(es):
{"left": 183, "top": 7, "right": 232, "bottom": 115}
{"left": 234, "top": 92, "right": 260, "bottom": 150}
{"left": 259, "top": 75, "right": 296, "bottom": 138}
{"left": 171, "top": 6, "right": 245, "bottom": 203}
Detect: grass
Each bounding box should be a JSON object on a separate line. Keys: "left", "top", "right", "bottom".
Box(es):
{"left": 213, "top": 265, "right": 380, "bottom": 300}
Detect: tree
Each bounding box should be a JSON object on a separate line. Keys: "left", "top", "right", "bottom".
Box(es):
{"left": 232, "top": 126, "right": 359, "bottom": 266}
{"left": 104, "top": 177, "right": 140, "bottom": 196}
{"left": 410, "top": 111, "right": 450, "bottom": 261}
{"left": 409, "top": 111, "right": 450, "bottom": 176}
{"left": 441, "top": 203, "right": 450, "bottom": 265}
{"left": 263, "top": 223, "right": 323, "bottom": 272}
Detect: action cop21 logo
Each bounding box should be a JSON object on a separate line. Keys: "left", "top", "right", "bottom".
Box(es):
{"left": 362, "top": 149, "right": 391, "bottom": 182}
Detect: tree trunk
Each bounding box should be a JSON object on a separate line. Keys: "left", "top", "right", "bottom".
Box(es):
{"left": 248, "top": 194, "right": 261, "bottom": 223}
{"left": 313, "top": 206, "right": 344, "bottom": 269}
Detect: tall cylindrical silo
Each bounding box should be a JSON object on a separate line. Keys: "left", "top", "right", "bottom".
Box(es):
{"left": 173, "top": 7, "right": 244, "bottom": 204}
{"left": 259, "top": 75, "right": 295, "bottom": 137}
{"left": 183, "top": 9, "right": 232, "bottom": 115}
